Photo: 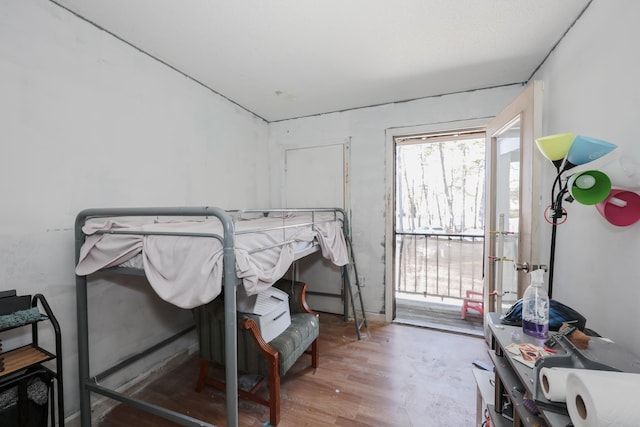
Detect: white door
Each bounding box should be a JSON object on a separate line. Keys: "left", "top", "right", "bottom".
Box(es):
{"left": 485, "top": 81, "right": 543, "bottom": 315}
{"left": 283, "top": 141, "right": 349, "bottom": 314}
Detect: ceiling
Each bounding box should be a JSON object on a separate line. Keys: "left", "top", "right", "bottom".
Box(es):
{"left": 53, "top": 0, "right": 592, "bottom": 122}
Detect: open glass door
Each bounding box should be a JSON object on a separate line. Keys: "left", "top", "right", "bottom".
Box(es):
{"left": 485, "top": 81, "right": 543, "bottom": 316}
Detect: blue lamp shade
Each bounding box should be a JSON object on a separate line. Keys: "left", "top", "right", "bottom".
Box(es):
{"left": 564, "top": 135, "right": 617, "bottom": 171}
{"left": 568, "top": 170, "right": 612, "bottom": 205}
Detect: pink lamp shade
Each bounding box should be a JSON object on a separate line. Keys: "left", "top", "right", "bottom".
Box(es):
{"left": 596, "top": 189, "right": 640, "bottom": 226}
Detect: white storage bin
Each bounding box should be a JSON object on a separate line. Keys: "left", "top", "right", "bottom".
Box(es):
{"left": 238, "top": 286, "right": 291, "bottom": 343}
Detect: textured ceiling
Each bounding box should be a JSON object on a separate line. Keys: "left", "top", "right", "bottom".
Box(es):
{"left": 53, "top": 0, "right": 592, "bottom": 122}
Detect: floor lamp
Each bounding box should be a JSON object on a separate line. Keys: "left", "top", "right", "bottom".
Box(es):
{"left": 534, "top": 133, "right": 617, "bottom": 298}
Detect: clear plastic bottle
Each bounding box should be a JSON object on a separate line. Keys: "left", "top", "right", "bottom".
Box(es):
{"left": 522, "top": 268, "right": 549, "bottom": 339}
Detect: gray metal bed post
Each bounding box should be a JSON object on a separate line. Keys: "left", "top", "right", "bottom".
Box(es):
{"left": 74, "top": 210, "right": 91, "bottom": 427}
{"left": 210, "top": 206, "right": 239, "bottom": 427}
{"left": 74, "top": 207, "right": 239, "bottom": 427}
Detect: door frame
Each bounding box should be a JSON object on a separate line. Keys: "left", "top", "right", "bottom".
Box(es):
{"left": 484, "top": 81, "right": 544, "bottom": 314}
{"left": 280, "top": 138, "right": 351, "bottom": 210}
{"left": 384, "top": 119, "right": 490, "bottom": 323}
{"left": 279, "top": 138, "right": 351, "bottom": 315}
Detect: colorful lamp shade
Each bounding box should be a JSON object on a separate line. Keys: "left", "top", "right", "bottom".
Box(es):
{"left": 567, "top": 170, "right": 612, "bottom": 205}
{"left": 596, "top": 190, "right": 640, "bottom": 226}
{"left": 563, "top": 135, "right": 617, "bottom": 171}
{"left": 535, "top": 132, "right": 575, "bottom": 169}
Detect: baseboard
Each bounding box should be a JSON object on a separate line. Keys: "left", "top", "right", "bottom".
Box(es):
{"left": 363, "top": 312, "right": 385, "bottom": 323}
{"left": 343, "top": 311, "right": 385, "bottom": 323}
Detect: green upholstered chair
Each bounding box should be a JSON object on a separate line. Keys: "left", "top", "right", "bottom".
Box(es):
{"left": 192, "top": 279, "right": 319, "bottom": 426}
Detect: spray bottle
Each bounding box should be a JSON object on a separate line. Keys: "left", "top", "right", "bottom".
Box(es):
{"left": 522, "top": 267, "right": 549, "bottom": 339}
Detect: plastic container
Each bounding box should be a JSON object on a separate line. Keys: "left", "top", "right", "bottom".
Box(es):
{"left": 522, "top": 268, "right": 549, "bottom": 339}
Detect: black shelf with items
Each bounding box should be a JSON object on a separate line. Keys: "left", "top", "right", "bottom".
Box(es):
{"left": 473, "top": 313, "right": 571, "bottom": 427}
{"left": 478, "top": 311, "right": 640, "bottom": 427}
{"left": 0, "top": 291, "right": 64, "bottom": 426}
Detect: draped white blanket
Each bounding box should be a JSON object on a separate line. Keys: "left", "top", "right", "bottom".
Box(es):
{"left": 75, "top": 214, "right": 349, "bottom": 309}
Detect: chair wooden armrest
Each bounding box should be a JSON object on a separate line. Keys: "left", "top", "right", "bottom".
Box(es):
{"left": 241, "top": 317, "right": 279, "bottom": 366}
{"left": 272, "top": 279, "right": 315, "bottom": 315}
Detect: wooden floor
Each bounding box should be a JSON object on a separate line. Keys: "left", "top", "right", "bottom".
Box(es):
{"left": 97, "top": 313, "right": 490, "bottom": 427}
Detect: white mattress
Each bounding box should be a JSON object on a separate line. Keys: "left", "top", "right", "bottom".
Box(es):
{"left": 75, "top": 213, "right": 349, "bottom": 309}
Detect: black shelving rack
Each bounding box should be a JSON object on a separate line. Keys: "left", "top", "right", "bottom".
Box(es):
{"left": 0, "top": 292, "right": 64, "bottom": 427}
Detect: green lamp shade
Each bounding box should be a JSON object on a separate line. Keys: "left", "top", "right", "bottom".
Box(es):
{"left": 568, "top": 170, "right": 612, "bottom": 205}
{"left": 535, "top": 133, "right": 575, "bottom": 169}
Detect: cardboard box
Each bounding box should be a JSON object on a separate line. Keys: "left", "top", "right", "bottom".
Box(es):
{"left": 238, "top": 287, "right": 291, "bottom": 343}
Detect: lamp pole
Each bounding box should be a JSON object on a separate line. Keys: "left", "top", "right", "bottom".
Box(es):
{"left": 547, "top": 171, "right": 569, "bottom": 300}
{"left": 548, "top": 211, "right": 559, "bottom": 299}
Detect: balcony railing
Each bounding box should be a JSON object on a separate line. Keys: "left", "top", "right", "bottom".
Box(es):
{"left": 395, "top": 231, "right": 485, "bottom": 301}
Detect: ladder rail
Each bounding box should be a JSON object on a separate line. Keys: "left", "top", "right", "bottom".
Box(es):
{"left": 343, "top": 233, "right": 367, "bottom": 339}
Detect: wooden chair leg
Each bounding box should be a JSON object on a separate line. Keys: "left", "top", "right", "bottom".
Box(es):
{"left": 311, "top": 338, "right": 319, "bottom": 368}
{"left": 195, "top": 359, "right": 208, "bottom": 392}
{"left": 268, "top": 359, "right": 281, "bottom": 426}
{"left": 304, "top": 338, "right": 319, "bottom": 369}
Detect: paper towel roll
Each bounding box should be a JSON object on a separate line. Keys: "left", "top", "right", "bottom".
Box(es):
{"left": 539, "top": 367, "right": 578, "bottom": 402}
{"left": 539, "top": 368, "right": 613, "bottom": 402}
{"left": 566, "top": 370, "right": 640, "bottom": 427}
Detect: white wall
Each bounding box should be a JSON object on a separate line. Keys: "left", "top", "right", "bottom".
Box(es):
{"left": 532, "top": 0, "right": 640, "bottom": 355}
{"left": 0, "top": 0, "right": 269, "bottom": 419}
{"left": 268, "top": 86, "right": 523, "bottom": 315}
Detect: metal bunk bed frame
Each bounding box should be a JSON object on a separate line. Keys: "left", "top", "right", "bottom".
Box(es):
{"left": 75, "top": 207, "right": 237, "bottom": 427}
{"left": 74, "top": 206, "right": 352, "bottom": 427}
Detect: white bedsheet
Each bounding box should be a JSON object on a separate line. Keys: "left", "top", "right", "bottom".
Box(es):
{"left": 75, "top": 214, "right": 348, "bottom": 308}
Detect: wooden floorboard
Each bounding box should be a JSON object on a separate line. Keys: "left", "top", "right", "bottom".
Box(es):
{"left": 97, "top": 313, "right": 491, "bottom": 427}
